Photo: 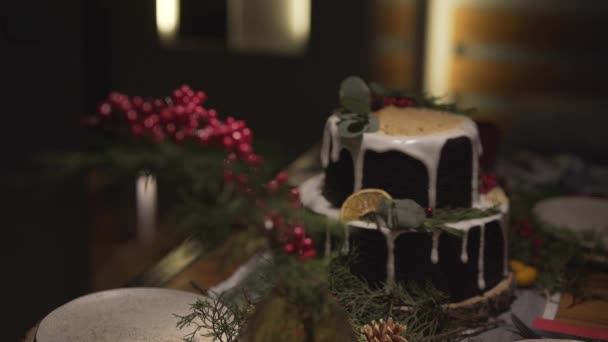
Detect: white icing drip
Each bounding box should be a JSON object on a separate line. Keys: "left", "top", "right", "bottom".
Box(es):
{"left": 502, "top": 212, "right": 510, "bottom": 276}
{"left": 354, "top": 141, "right": 365, "bottom": 191}
{"left": 444, "top": 213, "right": 502, "bottom": 231}
{"left": 478, "top": 224, "right": 486, "bottom": 290}
{"left": 386, "top": 233, "right": 396, "bottom": 287}
{"left": 460, "top": 229, "right": 469, "bottom": 263}
{"left": 342, "top": 225, "right": 350, "bottom": 254}
{"left": 324, "top": 226, "right": 331, "bottom": 258}
{"left": 320, "top": 122, "right": 331, "bottom": 168}
{"left": 431, "top": 232, "right": 440, "bottom": 264}
{"left": 343, "top": 223, "right": 398, "bottom": 290}
{"left": 329, "top": 116, "right": 341, "bottom": 163}
{"left": 320, "top": 116, "right": 343, "bottom": 168}
{"left": 325, "top": 114, "right": 480, "bottom": 207}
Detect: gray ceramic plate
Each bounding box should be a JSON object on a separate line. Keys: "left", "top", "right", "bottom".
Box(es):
{"left": 36, "top": 287, "right": 212, "bottom": 342}
{"left": 533, "top": 196, "right": 608, "bottom": 248}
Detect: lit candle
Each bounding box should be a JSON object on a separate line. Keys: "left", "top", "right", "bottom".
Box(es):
{"left": 156, "top": 0, "right": 180, "bottom": 45}
{"left": 136, "top": 172, "right": 157, "bottom": 244}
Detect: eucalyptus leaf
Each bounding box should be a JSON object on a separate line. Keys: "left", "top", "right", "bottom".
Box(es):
{"left": 339, "top": 76, "right": 370, "bottom": 104}
{"left": 340, "top": 96, "right": 370, "bottom": 116}
{"left": 337, "top": 119, "right": 364, "bottom": 138}
{"left": 347, "top": 120, "right": 366, "bottom": 133}
{"left": 379, "top": 198, "right": 425, "bottom": 229}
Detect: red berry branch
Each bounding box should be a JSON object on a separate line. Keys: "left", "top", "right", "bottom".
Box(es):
{"left": 479, "top": 173, "right": 499, "bottom": 194}
{"left": 283, "top": 225, "right": 317, "bottom": 261}
{"left": 86, "top": 85, "right": 315, "bottom": 261}
{"left": 381, "top": 96, "right": 414, "bottom": 108}
{"left": 84, "top": 85, "right": 261, "bottom": 164}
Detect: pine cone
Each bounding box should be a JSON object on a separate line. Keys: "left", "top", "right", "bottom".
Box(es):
{"left": 360, "top": 317, "right": 408, "bottom": 342}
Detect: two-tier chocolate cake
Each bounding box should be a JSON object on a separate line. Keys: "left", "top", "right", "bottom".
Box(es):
{"left": 300, "top": 80, "right": 511, "bottom": 305}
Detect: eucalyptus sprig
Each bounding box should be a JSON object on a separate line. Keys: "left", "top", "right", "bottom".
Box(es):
{"left": 337, "top": 76, "right": 379, "bottom": 138}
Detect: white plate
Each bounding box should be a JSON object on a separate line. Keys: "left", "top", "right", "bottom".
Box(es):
{"left": 36, "top": 287, "right": 212, "bottom": 342}
{"left": 533, "top": 196, "right": 608, "bottom": 247}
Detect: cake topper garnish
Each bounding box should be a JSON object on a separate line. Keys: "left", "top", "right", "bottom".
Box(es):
{"left": 335, "top": 76, "right": 474, "bottom": 139}
{"left": 371, "top": 80, "right": 475, "bottom": 115}
{"left": 337, "top": 76, "right": 379, "bottom": 138}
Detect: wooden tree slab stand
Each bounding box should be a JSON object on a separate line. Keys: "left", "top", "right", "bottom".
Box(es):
{"left": 397, "top": 273, "right": 515, "bottom": 319}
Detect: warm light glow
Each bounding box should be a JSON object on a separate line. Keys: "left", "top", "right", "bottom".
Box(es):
{"left": 228, "top": 0, "right": 310, "bottom": 55}
{"left": 136, "top": 173, "right": 157, "bottom": 244}
{"left": 156, "top": 0, "right": 180, "bottom": 43}
{"left": 289, "top": 0, "right": 311, "bottom": 44}
{"left": 423, "top": 0, "right": 455, "bottom": 97}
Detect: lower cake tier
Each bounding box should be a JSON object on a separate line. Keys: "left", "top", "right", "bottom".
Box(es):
{"left": 346, "top": 217, "right": 507, "bottom": 302}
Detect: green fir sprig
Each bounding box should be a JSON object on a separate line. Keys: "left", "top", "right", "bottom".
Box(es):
{"left": 175, "top": 292, "right": 252, "bottom": 342}
{"left": 422, "top": 206, "right": 501, "bottom": 237}
{"left": 369, "top": 82, "right": 475, "bottom": 115}
{"left": 328, "top": 256, "right": 501, "bottom": 342}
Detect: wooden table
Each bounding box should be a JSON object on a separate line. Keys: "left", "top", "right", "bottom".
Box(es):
{"left": 29, "top": 146, "right": 606, "bottom": 341}
{"left": 119, "top": 145, "right": 322, "bottom": 293}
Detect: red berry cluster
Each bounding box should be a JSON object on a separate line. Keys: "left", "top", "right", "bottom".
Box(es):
{"left": 513, "top": 217, "right": 543, "bottom": 253}
{"left": 283, "top": 225, "right": 316, "bottom": 261}
{"left": 479, "top": 173, "right": 498, "bottom": 194}
{"left": 514, "top": 217, "right": 534, "bottom": 238}
{"left": 87, "top": 85, "right": 316, "bottom": 261}
{"left": 86, "top": 85, "right": 260, "bottom": 165}
{"left": 263, "top": 172, "right": 302, "bottom": 207}
{"left": 424, "top": 206, "right": 433, "bottom": 217}
{"left": 222, "top": 153, "right": 265, "bottom": 197}
{"left": 382, "top": 96, "right": 415, "bottom": 108}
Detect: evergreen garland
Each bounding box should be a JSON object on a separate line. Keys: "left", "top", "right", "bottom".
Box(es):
{"left": 421, "top": 206, "right": 501, "bottom": 236}
{"left": 177, "top": 253, "right": 503, "bottom": 342}
{"left": 369, "top": 82, "right": 475, "bottom": 115}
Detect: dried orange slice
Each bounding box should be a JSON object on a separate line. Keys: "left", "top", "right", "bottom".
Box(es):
{"left": 340, "top": 189, "right": 392, "bottom": 223}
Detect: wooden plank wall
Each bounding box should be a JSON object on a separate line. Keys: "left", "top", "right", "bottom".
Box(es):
{"left": 371, "top": 0, "right": 423, "bottom": 91}
{"left": 451, "top": 0, "right": 608, "bottom": 127}
{"left": 372, "top": 0, "right": 608, "bottom": 130}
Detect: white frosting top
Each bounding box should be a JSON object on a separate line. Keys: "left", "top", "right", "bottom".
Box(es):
{"left": 321, "top": 107, "right": 483, "bottom": 207}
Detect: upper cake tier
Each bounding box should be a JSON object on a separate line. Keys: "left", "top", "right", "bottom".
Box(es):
{"left": 321, "top": 106, "right": 482, "bottom": 209}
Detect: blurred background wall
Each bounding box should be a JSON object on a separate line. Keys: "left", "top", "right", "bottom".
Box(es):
{"left": 371, "top": 0, "right": 608, "bottom": 162}
{"left": 2, "top": 0, "right": 607, "bottom": 162}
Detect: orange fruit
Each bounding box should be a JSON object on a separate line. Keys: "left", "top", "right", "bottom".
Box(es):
{"left": 340, "top": 189, "right": 392, "bottom": 223}
{"left": 515, "top": 266, "right": 538, "bottom": 287}
{"left": 509, "top": 260, "right": 526, "bottom": 273}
